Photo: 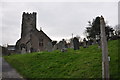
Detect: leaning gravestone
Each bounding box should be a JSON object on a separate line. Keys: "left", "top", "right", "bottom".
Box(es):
{"left": 73, "top": 37, "right": 80, "bottom": 50}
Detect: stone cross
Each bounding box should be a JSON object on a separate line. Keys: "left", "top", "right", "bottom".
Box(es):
{"left": 100, "top": 16, "right": 109, "bottom": 79}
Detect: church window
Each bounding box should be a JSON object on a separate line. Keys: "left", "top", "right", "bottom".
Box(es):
{"left": 39, "top": 39, "right": 43, "bottom": 46}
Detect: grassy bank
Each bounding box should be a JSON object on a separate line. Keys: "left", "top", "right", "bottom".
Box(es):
{"left": 4, "top": 40, "right": 119, "bottom": 79}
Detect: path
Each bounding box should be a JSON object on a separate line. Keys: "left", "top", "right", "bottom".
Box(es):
{"left": 2, "top": 57, "right": 25, "bottom": 80}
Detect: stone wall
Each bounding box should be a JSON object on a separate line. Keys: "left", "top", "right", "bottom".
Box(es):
{"left": 16, "top": 12, "right": 52, "bottom": 53}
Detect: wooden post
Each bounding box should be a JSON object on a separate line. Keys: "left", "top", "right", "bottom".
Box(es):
{"left": 100, "top": 16, "right": 109, "bottom": 79}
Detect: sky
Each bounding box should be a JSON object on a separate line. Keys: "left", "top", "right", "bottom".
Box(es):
{"left": 0, "top": 0, "right": 119, "bottom": 46}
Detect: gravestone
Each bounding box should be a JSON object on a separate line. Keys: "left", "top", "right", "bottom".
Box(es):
{"left": 66, "top": 43, "right": 71, "bottom": 48}
{"left": 70, "top": 39, "right": 74, "bottom": 49}
{"left": 83, "top": 38, "right": 87, "bottom": 48}
{"left": 46, "top": 42, "right": 53, "bottom": 52}
{"left": 61, "top": 39, "right": 67, "bottom": 52}
{"left": 73, "top": 37, "right": 79, "bottom": 50}
{"left": 57, "top": 39, "right": 66, "bottom": 50}
{"left": 53, "top": 44, "right": 58, "bottom": 51}
{"left": 21, "top": 48, "right": 26, "bottom": 54}
{"left": 61, "top": 48, "right": 67, "bottom": 52}
{"left": 62, "top": 39, "right": 67, "bottom": 48}
{"left": 57, "top": 41, "right": 63, "bottom": 50}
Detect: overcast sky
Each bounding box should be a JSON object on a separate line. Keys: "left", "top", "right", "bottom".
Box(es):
{"left": 0, "top": 0, "right": 119, "bottom": 45}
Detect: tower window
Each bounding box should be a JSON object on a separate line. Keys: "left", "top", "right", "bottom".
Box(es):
{"left": 28, "top": 18, "right": 30, "bottom": 20}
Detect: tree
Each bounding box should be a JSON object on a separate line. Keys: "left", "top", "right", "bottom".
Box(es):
{"left": 85, "top": 17, "right": 100, "bottom": 40}
{"left": 114, "top": 25, "right": 120, "bottom": 36}
{"left": 52, "top": 41, "right": 57, "bottom": 46}
{"left": 105, "top": 25, "right": 114, "bottom": 39}
{"left": 85, "top": 16, "right": 114, "bottom": 41}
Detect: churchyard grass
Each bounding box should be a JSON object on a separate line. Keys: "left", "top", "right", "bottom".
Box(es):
{"left": 4, "top": 40, "right": 119, "bottom": 79}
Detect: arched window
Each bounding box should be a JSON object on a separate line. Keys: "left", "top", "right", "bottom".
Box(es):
{"left": 20, "top": 43, "right": 26, "bottom": 50}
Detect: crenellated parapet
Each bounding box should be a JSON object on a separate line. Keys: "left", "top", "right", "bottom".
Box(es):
{"left": 23, "top": 12, "right": 37, "bottom": 15}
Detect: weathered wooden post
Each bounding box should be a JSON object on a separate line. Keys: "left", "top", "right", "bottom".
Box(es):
{"left": 100, "top": 16, "right": 109, "bottom": 79}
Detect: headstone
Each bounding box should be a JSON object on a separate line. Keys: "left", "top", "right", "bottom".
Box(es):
{"left": 70, "top": 39, "right": 74, "bottom": 49}
{"left": 46, "top": 42, "right": 53, "bottom": 52}
{"left": 66, "top": 43, "right": 70, "bottom": 48}
{"left": 53, "top": 44, "right": 58, "bottom": 51}
{"left": 73, "top": 37, "right": 79, "bottom": 50}
{"left": 21, "top": 48, "right": 26, "bottom": 54}
{"left": 61, "top": 48, "right": 67, "bottom": 52}
{"left": 57, "top": 41, "right": 63, "bottom": 50}
{"left": 57, "top": 39, "right": 66, "bottom": 50}
{"left": 60, "top": 39, "right": 67, "bottom": 52}
{"left": 62, "top": 39, "right": 66, "bottom": 48}
{"left": 83, "top": 38, "right": 87, "bottom": 48}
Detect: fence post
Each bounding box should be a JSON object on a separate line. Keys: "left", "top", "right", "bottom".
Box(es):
{"left": 100, "top": 16, "right": 109, "bottom": 80}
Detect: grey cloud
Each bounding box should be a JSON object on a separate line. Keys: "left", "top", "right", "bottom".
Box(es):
{"left": 1, "top": 2, "right": 118, "bottom": 45}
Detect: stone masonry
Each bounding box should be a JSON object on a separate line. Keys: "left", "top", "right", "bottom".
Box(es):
{"left": 15, "top": 12, "right": 52, "bottom": 53}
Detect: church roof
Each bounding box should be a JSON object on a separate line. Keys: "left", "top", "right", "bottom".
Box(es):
{"left": 38, "top": 29, "right": 52, "bottom": 41}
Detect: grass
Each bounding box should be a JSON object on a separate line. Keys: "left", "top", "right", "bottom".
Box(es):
{"left": 4, "top": 40, "right": 119, "bottom": 79}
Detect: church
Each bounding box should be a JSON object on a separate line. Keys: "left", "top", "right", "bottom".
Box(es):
{"left": 15, "top": 12, "right": 52, "bottom": 53}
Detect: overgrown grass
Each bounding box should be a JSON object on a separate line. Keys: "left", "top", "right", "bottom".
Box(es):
{"left": 4, "top": 40, "right": 119, "bottom": 79}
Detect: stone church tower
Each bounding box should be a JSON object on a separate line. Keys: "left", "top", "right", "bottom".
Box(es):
{"left": 16, "top": 12, "right": 52, "bottom": 53}
{"left": 21, "top": 12, "right": 37, "bottom": 38}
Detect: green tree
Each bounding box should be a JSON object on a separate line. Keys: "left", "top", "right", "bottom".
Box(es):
{"left": 85, "top": 16, "right": 114, "bottom": 41}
